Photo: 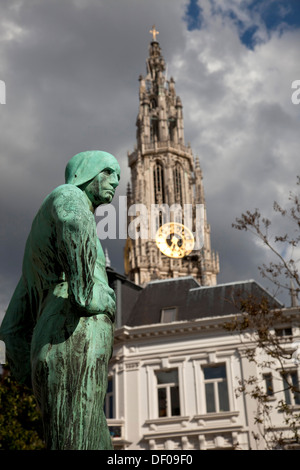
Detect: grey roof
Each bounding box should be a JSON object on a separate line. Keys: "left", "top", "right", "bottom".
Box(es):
{"left": 185, "top": 280, "right": 282, "bottom": 321}
{"left": 106, "top": 267, "right": 143, "bottom": 327}
{"left": 125, "top": 277, "right": 282, "bottom": 327}
{"left": 126, "top": 276, "right": 199, "bottom": 326}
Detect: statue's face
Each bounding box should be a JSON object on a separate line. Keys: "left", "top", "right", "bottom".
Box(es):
{"left": 84, "top": 159, "right": 120, "bottom": 208}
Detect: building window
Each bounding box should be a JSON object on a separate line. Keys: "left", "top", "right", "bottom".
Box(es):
{"left": 174, "top": 165, "right": 183, "bottom": 206}
{"left": 150, "top": 249, "right": 156, "bottom": 264}
{"left": 263, "top": 373, "right": 274, "bottom": 397}
{"left": 282, "top": 371, "right": 300, "bottom": 406}
{"left": 156, "top": 369, "right": 180, "bottom": 417}
{"left": 160, "top": 307, "right": 177, "bottom": 323}
{"left": 150, "top": 118, "right": 159, "bottom": 143}
{"left": 202, "top": 364, "right": 230, "bottom": 413}
{"left": 108, "top": 426, "right": 121, "bottom": 439}
{"left": 168, "top": 119, "right": 176, "bottom": 141}
{"left": 104, "top": 377, "right": 114, "bottom": 418}
{"left": 151, "top": 98, "right": 157, "bottom": 109}
{"left": 275, "top": 327, "right": 293, "bottom": 337}
{"left": 153, "top": 162, "right": 165, "bottom": 205}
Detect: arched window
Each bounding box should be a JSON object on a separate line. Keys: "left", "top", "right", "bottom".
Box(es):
{"left": 151, "top": 98, "right": 157, "bottom": 109}
{"left": 174, "top": 164, "right": 183, "bottom": 206}
{"left": 153, "top": 162, "right": 166, "bottom": 228}
{"left": 168, "top": 119, "right": 176, "bottom": 142}
{"left": 153, "top": 162, "right": 165, "bottom": 205}
{"left": 151, "top": 249, "right": 156, "bottom": 264}
{"left": 150, "top": 118, "right": 159, "bottom": 143}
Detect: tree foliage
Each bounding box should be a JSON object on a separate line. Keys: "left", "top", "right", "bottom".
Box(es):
{"left": 227, "top": 177, "right": 300, "bottom": 449}
{"left": 0, "top": 365, "right": 45, "bottom": 450}
{"left": 233, "top": 176, "right": 300, "bottom": 298}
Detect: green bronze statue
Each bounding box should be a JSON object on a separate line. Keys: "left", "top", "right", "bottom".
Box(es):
{"left": 0, "top": 150, "right": 120, "bottom": 450}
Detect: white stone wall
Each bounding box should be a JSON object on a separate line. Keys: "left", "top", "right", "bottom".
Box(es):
{"left": 108, "top": 311, "right": 300, "bottom": 450}
{"left": 109, "top": 318, "right": 251, "bottom": 449}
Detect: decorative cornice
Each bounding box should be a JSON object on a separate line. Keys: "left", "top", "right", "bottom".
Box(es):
{"left": 114, "top": 306, "right": 300, "bottom": 345}
{"left": 114, "top": 314, "right": 242, "bottom": 343}
{"left": 145, "top": 416, "right": 190, "bottom": 427}
{"left": 142, "top": 425, "right": 243, "bottom": 441}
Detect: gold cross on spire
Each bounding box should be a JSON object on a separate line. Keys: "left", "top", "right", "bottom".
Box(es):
{"left": 150, "top": 25, "right": 159, "bottom": 41}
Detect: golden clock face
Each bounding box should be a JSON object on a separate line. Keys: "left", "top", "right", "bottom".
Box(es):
{"left": 155, "top": 222, "right": 195, "bottom": 258}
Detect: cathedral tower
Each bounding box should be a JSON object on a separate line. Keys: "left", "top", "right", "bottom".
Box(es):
{"left": 124, "top": 27, "right": 219, "bottom": 286}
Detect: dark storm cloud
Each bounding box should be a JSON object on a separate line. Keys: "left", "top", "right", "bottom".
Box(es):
{"left": 170, "top": 3, "right": 300, "bottom": 306}
{"left": 0, "top": 0, "right": 299, "bottom": 320}
{"left": 0, "top": 0, "right": 186, "bottom": 317}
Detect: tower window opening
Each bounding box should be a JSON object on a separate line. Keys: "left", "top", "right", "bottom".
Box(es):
{"left": 150, "top": 118, "right": 159, "bottom": 143}
{"left": 151, "top": 98, "right": 157, "bottom": 109}
{"left": 168, "top": 119, "right": 176, "bottom": 142}
{"left": 174, "top": 165, "right": 183, "bottom": 206}
{"left": 153, "top": 163, "right": 165, "bottom": 205}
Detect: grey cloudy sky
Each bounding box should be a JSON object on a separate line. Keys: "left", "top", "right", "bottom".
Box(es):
{"left": 1, "top": 0, "right": 300, "bottom": 319}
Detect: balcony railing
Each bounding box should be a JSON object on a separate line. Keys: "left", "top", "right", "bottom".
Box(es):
{"left": 143, "top": 141, "right": 192, "bottom": 154}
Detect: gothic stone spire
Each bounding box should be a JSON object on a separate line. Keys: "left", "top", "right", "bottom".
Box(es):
{"left": 125, "top": 30, "right": 219, "bottom": 287}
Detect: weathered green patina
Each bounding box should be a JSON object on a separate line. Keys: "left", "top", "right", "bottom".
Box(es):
{"left": 0, "top": 151, "right": 120, "bottom": 450}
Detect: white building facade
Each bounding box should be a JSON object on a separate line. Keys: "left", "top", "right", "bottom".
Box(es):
{"left": 105, "top": 277, "right": 300, "bottom": 450}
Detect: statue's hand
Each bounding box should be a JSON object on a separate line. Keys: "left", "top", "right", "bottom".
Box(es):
{"left": 85, "top": 282, "right": 116, "bottom": 316}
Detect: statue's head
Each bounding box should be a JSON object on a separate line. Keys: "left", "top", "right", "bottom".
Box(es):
{"left": 65, "top": 150, "right": 120, "bottom": 207}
